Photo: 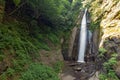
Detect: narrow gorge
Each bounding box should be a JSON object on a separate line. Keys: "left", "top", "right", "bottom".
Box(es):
{"left": 0, "top": 0, "right": 120, "bottom": 80}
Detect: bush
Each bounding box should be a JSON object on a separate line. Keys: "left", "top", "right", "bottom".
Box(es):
{"left": 99, "top": 53, "right": 119, "bottom": 80}
{"left": 20, "top": 63, "right": 60, "bottom": 80}
{"left": 99, "top": 70, "right": 119, "bottom": 80}
{"left": 53, "top": 61, "right": 64, "bottom": 73}
{"left": 98, "top": 47, "right": 107, "bottom": 57}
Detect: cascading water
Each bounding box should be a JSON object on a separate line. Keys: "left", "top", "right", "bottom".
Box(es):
{"left": 77, "top": 9, "right": 87, "bottom": 63}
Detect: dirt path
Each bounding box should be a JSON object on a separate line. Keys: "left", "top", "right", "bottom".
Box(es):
{"left": 60, "top": 62, "right": 76, "bottom": 80}
{"left": 89, "top": 71, "right": 99, "bottom": 80}
{"left": 60, "top": 61, "right": 99, "bottom": 80}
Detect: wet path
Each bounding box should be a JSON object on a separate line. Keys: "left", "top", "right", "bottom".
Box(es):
{"left": 60, "top": 60, "right": 99, "bottom": 80}
{"left": 60, "top": 61, "right": 76, "bottom": 80}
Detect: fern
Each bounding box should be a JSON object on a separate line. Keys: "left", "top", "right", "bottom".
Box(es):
{"left": 20, "top": 63, "right": 60, "bottom": 80}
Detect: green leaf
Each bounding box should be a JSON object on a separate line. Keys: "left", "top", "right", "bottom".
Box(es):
{"left": 13, "top": 0, "right": 21, "bottom": 6}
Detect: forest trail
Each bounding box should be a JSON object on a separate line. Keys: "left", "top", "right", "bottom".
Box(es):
{"left": 60, "top": 61, "right": 99, "bottom": 80}
{"left": 60, "top": 61, "right": 76, "bottom": 80}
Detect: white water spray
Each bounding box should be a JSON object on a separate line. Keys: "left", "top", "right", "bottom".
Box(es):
{"left": 77, "top": 9, "right": 87, "bottom": 63}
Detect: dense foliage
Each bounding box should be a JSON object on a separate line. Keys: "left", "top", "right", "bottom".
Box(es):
{"left": 20, "top": 63, "right": 59, "bottom": 80}
{"left": 0, "top": 0, "right": 82, "bottom": 80}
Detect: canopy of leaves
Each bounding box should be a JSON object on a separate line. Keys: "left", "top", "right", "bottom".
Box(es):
{"left": 11, "top": 0, "right": 82, "bottom": 30}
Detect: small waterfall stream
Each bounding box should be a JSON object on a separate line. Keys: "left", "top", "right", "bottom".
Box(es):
{"left": 77, "top": 9, "right": 87, "bottom": 63}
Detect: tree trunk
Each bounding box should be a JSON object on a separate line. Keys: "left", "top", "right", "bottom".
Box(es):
{"left": 3, "top": 0, "right": 15, "bottom": 22}
{"left": 0, "top": 0, "right": 5, "bottom": 22}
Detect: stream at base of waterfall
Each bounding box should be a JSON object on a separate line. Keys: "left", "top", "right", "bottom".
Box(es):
{"left": 60, "top": 61, "right": 99, "bottom": 80}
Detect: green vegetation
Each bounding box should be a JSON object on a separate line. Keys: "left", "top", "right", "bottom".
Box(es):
{"left": 53, "top": 61, "right": 64, "bottom": 73}
{"left": 99, "top": 70, "right": 119, "bottom": 80}
{"left": 0, "top": 0, "right": 120, "bottom": 80}
{"left": 98, "top": 47, "right": 107, "bottom": 57}
{"left": 99, "top": 53, "right": 119, "bottom": 80}
{"left": 0, "top": 0, "right": 82, "bottom": 80}
{"left": 20, "top": 63, "right": 59, "bottom": 80}
{"left": 83, "top": 0, "right": 120, "bottom": 79}
{"left": 98, "top": 47, "right": 119, "bottom": 80}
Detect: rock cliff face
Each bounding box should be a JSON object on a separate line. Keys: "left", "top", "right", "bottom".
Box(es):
{"left": 67, "top": 11, "right": 84, "bottom": 60}
{"left": 85, "top": 0, "right": 120, "bottom": 78}
{"left": 99, "top": 0, "right": 120, "bottom": 47}
{"left": 86, "top": 0, "right": 120, "bottom": 47}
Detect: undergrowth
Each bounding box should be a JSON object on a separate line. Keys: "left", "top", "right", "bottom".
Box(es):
{"left": 0, "top": 0, "right": 83, "bottom": 80}
{"left": 98, "top": 48, "right": 119, "bottom": 80}
{"left": 53, "top": 61, "right": 64, "bottom": 73}
{"left": 0, "top": 21, "right": 62, "bottom": 80}
{"left": 19, "top": 63, "right": 60, "bottom": 80}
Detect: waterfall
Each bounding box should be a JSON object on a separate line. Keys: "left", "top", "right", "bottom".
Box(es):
{"left": 77, "top": 9, "right": 87, "bottom": 63}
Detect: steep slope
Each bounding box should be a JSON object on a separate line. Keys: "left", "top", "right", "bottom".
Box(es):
{"left": 83, "top": 0, "right": 120, "bottom": 79}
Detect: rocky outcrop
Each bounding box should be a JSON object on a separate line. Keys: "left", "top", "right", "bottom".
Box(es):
{"left": 68, "top": 11, "right": 84, "bottom": 60}
{"left": 68, "top": 27, "right": 78, "bottom": 60}
{"left": 99, "top": 0, "right": 120, "bottom": 47}
{"left": 87, "top": 0, "right": 120, "bottom": 47}
{"left": 103, "top": 36, "right": 120, "bottom": 78}
{"left": 83, "top": 0, "right": 120, "bottom": 78}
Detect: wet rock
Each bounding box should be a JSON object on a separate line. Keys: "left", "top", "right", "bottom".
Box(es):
{"left": 117, "top": 56, "right": 120, "bottom": 61}
{"left": 92, "top": 29, "right": 100, "bottom": 52}
{"left": 103, "top": 37, "right": 120, "bottom": 56}
{"left": 89, "top": 71, "right": 99, "bottom": 80}
{"left": 82, "top": 0, "right": 120, "bottom": 79}
{"left": 115, "top": 61, "right": 120, "bottom": 78}
{"left": 111, "top": 37, "right": 120, "bottom": 44}
{"left": 68, "top": 27, "right": 78, "bottom": 59}
{"left": 73, "top": 66, "right": 82, "bottom": 71}
{"left": 116, "top": 68, "right": 120, "bottom": 78}
{"left": 71, "top": 28, "right": 80, "bottom": 61}
{"left": 68, "top": 63, "right": 77, "bottom": 66}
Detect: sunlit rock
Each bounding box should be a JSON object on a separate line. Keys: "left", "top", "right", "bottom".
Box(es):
{"left": 99, "top": 1, "right": 120, "bottom": 47}
{"left": 84, "top": 0, "right": 120, "bottom": 78}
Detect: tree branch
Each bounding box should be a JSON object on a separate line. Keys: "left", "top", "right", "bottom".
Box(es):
{"left": 8, "top": 2, "right": 26, "bottom": 16}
